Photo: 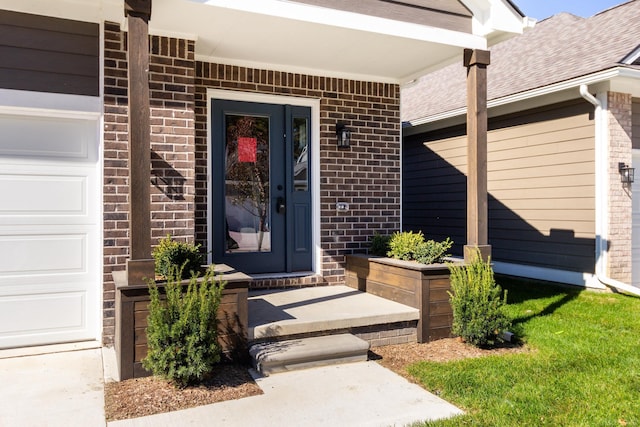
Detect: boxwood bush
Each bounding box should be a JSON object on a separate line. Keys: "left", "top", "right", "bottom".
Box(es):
{"left": 143, "top": 265, "right": 225, "bottom": 387}
{"left": 448, "top": 252, "right": 511, "bottom": 347}
{"left": 152, "top": 234, "right": 204, "bottom": 279}
{"left": 369, "top": 233, "right": 391, "bottom": 256}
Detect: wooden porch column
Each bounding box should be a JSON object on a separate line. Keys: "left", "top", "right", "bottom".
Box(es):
{"left": 463, "top": 48, "right": 491, "bottom": 263}
{"left": 125, "top": 0, "right": 154, "bottom": 284}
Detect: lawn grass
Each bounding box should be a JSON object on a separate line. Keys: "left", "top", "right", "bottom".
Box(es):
{"left": 411, "top": 277, "right": 640, "bottom": 426}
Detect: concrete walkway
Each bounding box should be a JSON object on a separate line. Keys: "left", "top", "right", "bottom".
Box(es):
{"left": 0, "top": 347, "right": 107, "bottom": 427}
{"left": 110, "top": 362, "right": 462, "bottom": 427}
{"left": 0, "top": 345, "right": 463, "bottom": 427}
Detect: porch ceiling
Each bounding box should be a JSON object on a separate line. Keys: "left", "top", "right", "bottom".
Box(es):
{"left": 150, "top": 0, "right": 490, "bottom": 83}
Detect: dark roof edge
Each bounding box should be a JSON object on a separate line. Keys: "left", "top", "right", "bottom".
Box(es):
{"left": 504, "top": 0, "right": 525, "bottom": 17}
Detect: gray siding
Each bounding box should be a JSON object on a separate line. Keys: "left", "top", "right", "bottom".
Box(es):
{"left": 293, "top": 0, "right": 472, "bottom": 33}
{"left": 633, "top": 98, "right": 640, "bottom": 149}
{"left": 404, "top": 125, "right": 467, "bottom": 251}
{"left": 0, "top": 10, "right": 99, "bottom": 96}
{"left": 403, "top": 100, "right": 596, "bottom": 273}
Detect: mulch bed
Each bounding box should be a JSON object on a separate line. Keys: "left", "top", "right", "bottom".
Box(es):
{"left": 104, "top": 363, "right": 262, "bottom": 421}
{"left": 370, "top": 337, "right": 528, "bottom": 378}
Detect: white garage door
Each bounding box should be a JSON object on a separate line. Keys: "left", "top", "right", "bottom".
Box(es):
{"left": 0, "top": 111, "right": 100, "bottom": 348}
{"left": 632, "top": 151, "right": 640, "bottom": 288}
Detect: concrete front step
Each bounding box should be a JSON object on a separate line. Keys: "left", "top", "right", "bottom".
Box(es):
{"left": 248, "top": 285, "right": 420, "bottom": 345}
{"left": 249, "top": 333, "right": 370, "bottom": 376}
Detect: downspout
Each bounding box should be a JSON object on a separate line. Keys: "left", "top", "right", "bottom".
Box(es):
{"left": 579, "top": 84, "right": 640, "bottom": 296}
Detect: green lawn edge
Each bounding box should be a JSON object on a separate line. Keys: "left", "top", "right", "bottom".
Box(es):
{"left": 411, "top": 277, "right": 640, "bottom": 427}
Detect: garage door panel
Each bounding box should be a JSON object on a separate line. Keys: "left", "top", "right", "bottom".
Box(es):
{"left": 0, "top": 113, "right": 96, "bottom": 161}
{"left": 0, "top": 281, "right": 92, "bottom": 298}
{"left": 0, "top": 291, "right": 87, "bottom": 348}
{"left": 0, "top": 233, "right": 87, "bottom": 277}
{"left": 0, "top": 226, "right": 98, "bottom": 292}
{"left": 0, "top": 174, "right": 87, "bottom": 216}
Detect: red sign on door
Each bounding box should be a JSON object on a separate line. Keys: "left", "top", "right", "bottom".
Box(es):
{"left": 238, "top": 137, "right": 257, "bottom": 163}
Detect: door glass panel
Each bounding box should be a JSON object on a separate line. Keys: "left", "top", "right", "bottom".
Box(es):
{"left": 224, "top": 114, "right": 271, "bottom": 253}
{"left": 293, "top": 117, "right": 309, "bottom": 191}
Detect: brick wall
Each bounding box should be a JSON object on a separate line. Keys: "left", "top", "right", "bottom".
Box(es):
{"left": 148, "top": 36, "right": 196, "bottom": 243}
{"left": 103, "top": 22, "right": 128, "bottom": 345}
{"left": 194, "top": 64, "right": 401, "bottom": 285}
{"left": 103, "top": 23, "right": 197, "bottom": 345}
{"left": 606, "top": 91, "right": 633, "bottom": 283}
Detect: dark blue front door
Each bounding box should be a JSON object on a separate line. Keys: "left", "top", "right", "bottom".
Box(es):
{"left": 211, "top": 99, "right": 312, "bottom": 273}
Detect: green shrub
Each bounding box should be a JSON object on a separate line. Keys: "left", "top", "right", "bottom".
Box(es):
{"left": 387, "top": 230, "right": 425, "bottom": 261}
{"left": 387, "top": 231, "right": 452, "bottom": 264}
{"left": 142, "top": 265, "right": 225, "bottom": 387}
{"left": 369, "top": 233, "right": 391, "bottom": 256}
{"left": 153, "top": 234, "right": 204, "bottom": 279}
{"left": 447, "top": 252, "right": 511, "bottom": 347}
{"left": 414, "top": 237, "right": 453, "bottom": 264}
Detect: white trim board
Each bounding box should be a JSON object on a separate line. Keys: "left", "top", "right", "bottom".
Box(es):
{"left": 492, "top": 261, "right": 605, "bottom": 290}
{"left": 0, "top": 89, "right": 101, "bottom": 117}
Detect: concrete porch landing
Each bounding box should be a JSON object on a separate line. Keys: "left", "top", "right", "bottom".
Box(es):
{"left": 248, "top": 285, "right": 420, "bottom": 345}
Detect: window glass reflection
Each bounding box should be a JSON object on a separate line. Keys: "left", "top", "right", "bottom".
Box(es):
{"left": 224, "top": 114, "right": 271, "bottom": 253}
{"left": 293, "top": 117, "right": 308, "bottom": 191}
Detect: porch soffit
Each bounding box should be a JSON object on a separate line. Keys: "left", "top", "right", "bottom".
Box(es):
{"left": 146, "top": 0, "right": 489, "bottom": 83}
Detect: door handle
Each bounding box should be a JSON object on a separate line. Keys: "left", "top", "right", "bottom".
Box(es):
{"left": 276, "top": 197, "right": 286, "bottom": 214}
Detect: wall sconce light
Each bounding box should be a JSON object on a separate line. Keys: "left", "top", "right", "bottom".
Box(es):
{"left": 336, "top": 123, "right": 351, "bottom": 148}
{"left": 619, "top": 162, "right": 635, "bottom": 184}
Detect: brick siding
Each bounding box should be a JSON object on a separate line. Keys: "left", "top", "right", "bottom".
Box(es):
{"left": 606, "top": 91, "right": 633, "bottom": 283}
{"left": 103, "top": 24, "right": 197, "bottom": 345}
{"left": 102, "top": 22, "right": 128, "bottom": 345}
{"left": 102, "top": 26, "right": 401, "bottom": 345}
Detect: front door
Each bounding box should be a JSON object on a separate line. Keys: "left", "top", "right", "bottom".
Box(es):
{"left": 211, "top": 100, "right": 312, "bottom": 274}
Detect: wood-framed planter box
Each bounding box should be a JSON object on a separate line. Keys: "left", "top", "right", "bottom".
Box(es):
{"left": 346, "top": 255, "right": 457, "bottom": 343}
{"left": 113, "top": 264, "right": 250, "bottom": 380}
{"left": 344, "top": 253, "right": 374, "bottom": 292}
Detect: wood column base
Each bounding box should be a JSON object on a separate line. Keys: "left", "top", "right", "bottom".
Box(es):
{"left": 464, "top": 245, "right": 491, "bottom": 263}
{"left": 126, "top": 258, "right": 155, "bottom": 286}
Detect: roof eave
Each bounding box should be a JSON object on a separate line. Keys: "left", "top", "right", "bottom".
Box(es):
{"left": 461, "top": 0, "right": 534, "bottom": 39}
{"left": 404, "top": 67, "right": 640, "bottom": 131}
